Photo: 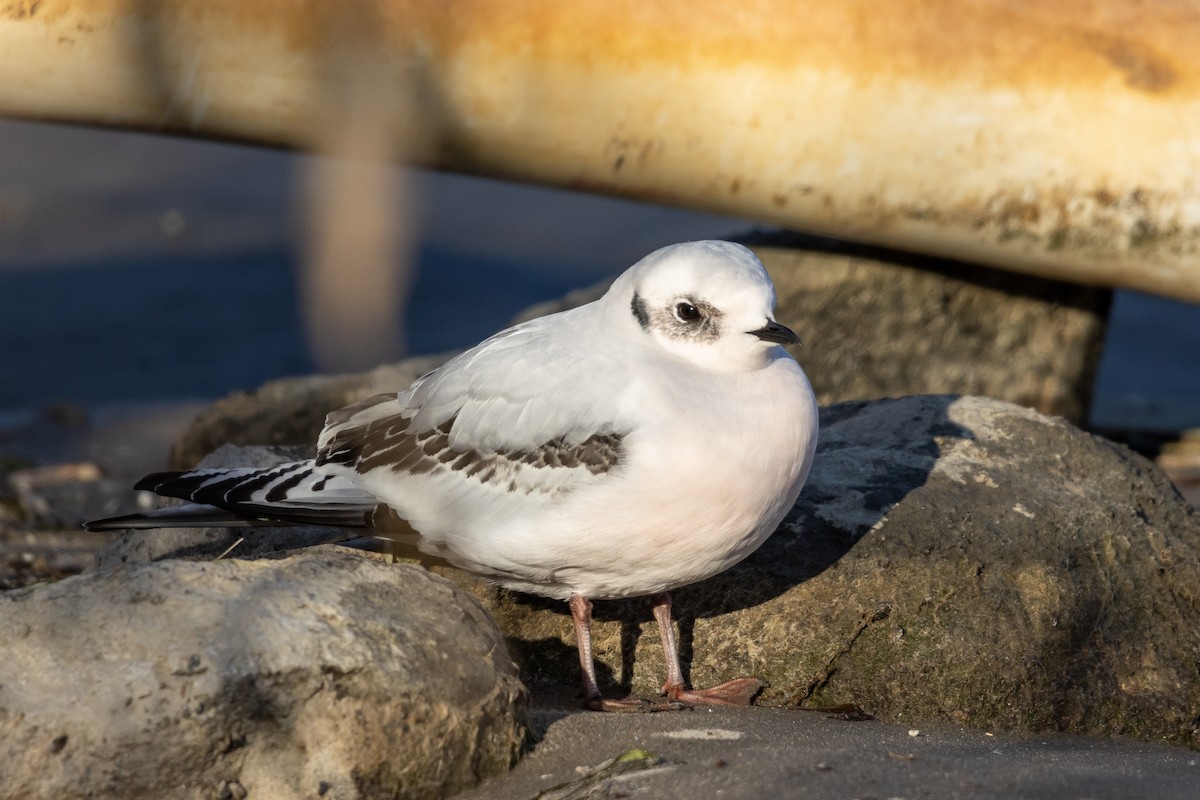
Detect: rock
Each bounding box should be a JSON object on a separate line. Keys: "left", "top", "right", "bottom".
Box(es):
{"left": 741, "top": 232, "right": 1111, "bottom": 424}
{"left": 0, "top": 526, "right": 117, "bottom": 591}
{"left": 454, "top": 396, "right": 1200, "bottom": 747}
{"left": 94, "top": 445, "right": 348, "bottom": 571}
{"left": 7, "top": 462, "right": 144, "bottom": 529}
{"left": 0, "top": 461, "right": 120, "bottom": 590}
{"left": 169, "top": 355, "right": 450, "bottom": 469}
{"left": 121, "top": 395, "right": 1200, "bottom": 747}
{"left": 0, "top": 551, "right": 528, "bottom": 799}
{"left": 91, "top": 445, "right": 437, "bottom": 578}
{"left": 169, "top": 234, "right": 1108, "bottom": 469}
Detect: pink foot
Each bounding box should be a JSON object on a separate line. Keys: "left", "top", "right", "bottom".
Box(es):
{"left": 583, "top": 696, "right": 690, "bottom": 713}
{"left": 664, "top": 677, "right": 764, "bottom": 707}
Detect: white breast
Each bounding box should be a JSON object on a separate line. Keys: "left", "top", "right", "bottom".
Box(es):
{"left": 445, "top": 353, "right": 819, "bottom": 600}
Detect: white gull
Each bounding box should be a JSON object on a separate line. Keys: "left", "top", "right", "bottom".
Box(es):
{"left": 88, "top": 240, "right": 819, "bottom": 710}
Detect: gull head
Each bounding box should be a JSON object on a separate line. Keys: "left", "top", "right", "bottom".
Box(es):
{"left": 610, "top": 240, "right": 799, "bottom": 373}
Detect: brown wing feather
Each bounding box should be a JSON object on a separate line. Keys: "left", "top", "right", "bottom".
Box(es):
{"left": 316, "top": 412, "right": 623, "bottom": 492}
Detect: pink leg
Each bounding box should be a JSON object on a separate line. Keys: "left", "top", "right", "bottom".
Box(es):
{"left": 569, "top": 594, "right": 662, "bottom": 712}
{"left": 652, "top": 592, "right": 763, "bottom": 706}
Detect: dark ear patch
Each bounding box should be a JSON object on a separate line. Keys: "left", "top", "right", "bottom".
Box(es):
{"left": 631, "top": 292, "right": 650, "bottom": 330}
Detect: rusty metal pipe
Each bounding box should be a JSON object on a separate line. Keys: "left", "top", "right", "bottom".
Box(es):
{"left": 1, "top": 1, "right": 1198, "bottom": 301}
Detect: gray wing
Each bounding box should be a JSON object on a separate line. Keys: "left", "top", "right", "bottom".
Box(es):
{"left": 314, "top": 307, "right": 633, "bottom": 489}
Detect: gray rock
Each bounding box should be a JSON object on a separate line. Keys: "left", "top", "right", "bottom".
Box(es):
{"left": 743, "top": 232, "right": 1111, "bottom": 425}
{"left": 1, "top": 525, "right": 116, "bottom": 591}
{"left": 168, "top": 233, "right": 1108, "bottom": 469}
{"left": 0, "top": 461, "right": 120, "bottom": 590}
{"left": 169, "top": 355, "right": 450, "bottom": 469}
{"left": 0, "top": 551, "right": 528, "bottom": 800}
{"left": 94, "top": 445, "right": 346, "bottom": 571}
{"left": 7, "top": 463, "right": 142, "bottom": 529}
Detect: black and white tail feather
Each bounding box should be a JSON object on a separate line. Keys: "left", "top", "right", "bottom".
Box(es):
{"left": 84, "top": 460, "right": 377, "bottom": 532}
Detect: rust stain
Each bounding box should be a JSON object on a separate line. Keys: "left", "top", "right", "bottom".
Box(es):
{"left": 381, "top": 0, "right": 1200, "bottom": 96}
{"left": 2, "top": 0, "right": 42, "bottom": 20}
{"left": 755, "top": 180, "right": 1198, "bottom": 267}
{"left": 891, "top": 184, "right": 1200, "bottom": 259}
{"left": 32, "top": 2, "right": 1198, "bottom": 99}
{"left": 602, "top": 134, "right": 664, "bottom": 173}
{"left": 9, "top": 2, "right": 1200, "bottom": 102}
{"left": 1082, "top": 32, "right": 1179, "bottom": 92}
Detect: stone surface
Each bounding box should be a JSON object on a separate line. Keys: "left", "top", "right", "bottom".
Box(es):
{"left": 0, "top": 526, "right": 116, "bottom": 591}
{"left": 169, "top": 355, "right": 449, "bottom": 469}
{"left": 0, "top": 551, "right": 528, "bottom": 800}
{"left": 169, "top": 233, "right": 1109, "bottom": 469}
{"left": 742, "top": 232, "right": 1111, "bottom": 424}
{"left": 0, "top": 460, "right": 118, "bottom": 590}
{"left": 451, "top": 702, "right": 1200, "bottom": 800}
{"left": 7, "top": 462, "right": 144, "bottom": 529}
{"left": 94, "top": 444, "right": 347, "bottom": 571}
{"left": 126, "top": 396, "right": 1200, "bottom": 748}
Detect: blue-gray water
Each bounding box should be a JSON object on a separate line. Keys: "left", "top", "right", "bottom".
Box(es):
{"left": 0, "top": 119, "right": 1198, "bottom": 434}
{"left": 0, "top": 245, "right": 626, "bottom": 408}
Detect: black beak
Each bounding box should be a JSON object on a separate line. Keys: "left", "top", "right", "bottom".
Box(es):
{"left": 749, "top": 320, "right": 800, "bottom": 346}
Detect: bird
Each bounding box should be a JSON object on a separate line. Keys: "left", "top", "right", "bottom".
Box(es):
{"left": 87, "top": 240, "right": 820, "bottom": 711}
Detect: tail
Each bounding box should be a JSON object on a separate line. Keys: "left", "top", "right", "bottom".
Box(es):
{"left": 84, "top": 460, "right": 376, "bottom": 532}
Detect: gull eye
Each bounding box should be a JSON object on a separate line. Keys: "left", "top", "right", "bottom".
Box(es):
{"left": 673, "top": 302, "right": 701, "bottom": 323}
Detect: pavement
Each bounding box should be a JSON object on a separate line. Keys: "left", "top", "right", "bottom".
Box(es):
{"left": 454, "top": 687, "right": 1199, "bottom": 800}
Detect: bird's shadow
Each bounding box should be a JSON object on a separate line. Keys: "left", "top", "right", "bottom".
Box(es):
{"left": 509, "top": 395, "right": 975, "bottom": 693}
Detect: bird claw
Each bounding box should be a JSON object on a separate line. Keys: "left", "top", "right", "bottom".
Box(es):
{"left": 582, "top": 677, "right": 763, "bottom": 712}
{"left": 583, "top": 696, "right": 692, "bottom": 713}
{"left": 663, "top": 677, "right": 764, "bottom": 707}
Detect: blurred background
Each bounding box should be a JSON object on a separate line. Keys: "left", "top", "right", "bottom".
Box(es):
{"left": 0, "top": 118, "right": 749, "bottom": 476}
{"left": 2, "top": 117, "right": 1198, "bottom": 479}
